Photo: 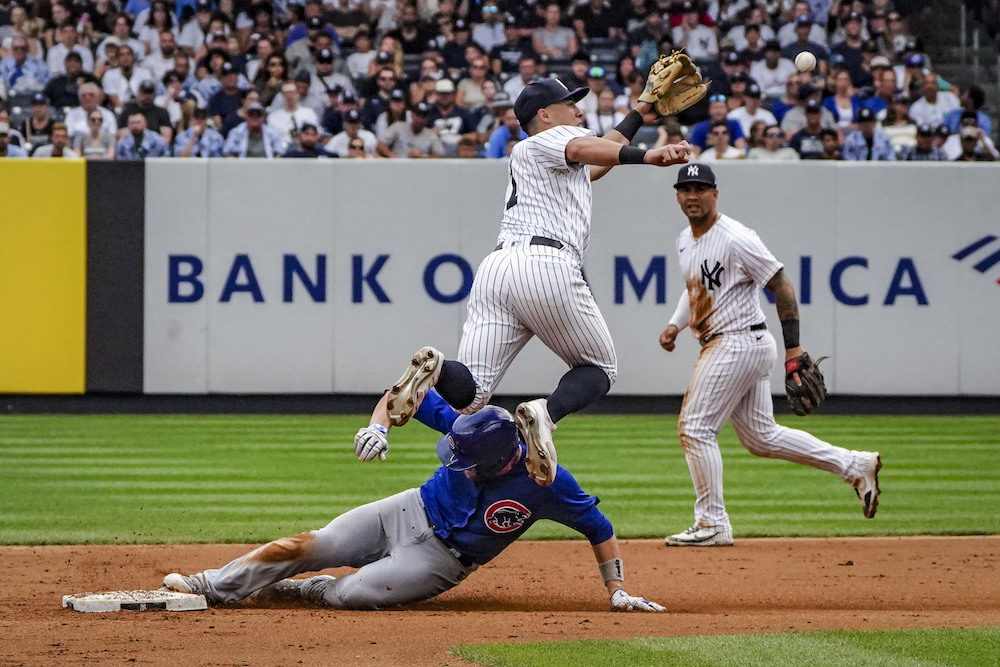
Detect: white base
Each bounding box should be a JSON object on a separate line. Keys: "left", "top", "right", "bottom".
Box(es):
{"left": 62, "top": 590, "right": 208, "bottom": 613}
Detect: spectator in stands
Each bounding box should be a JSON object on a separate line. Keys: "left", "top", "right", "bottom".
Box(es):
{"left": 561, "top": 51, "right": 592, "bottom": 91}
{"left": 745, "top": 119, "right": 768, "bottom": 150}
{"left": 842, "top": 106, "right": 895, "bottom": 160}
{"left": 136, "top": 1, "right": 176, "bottom": 56}
{"left": 30, "top": 122, "right": 77, "bottom": 157}
{"left": 103, "top": 44, "right": 153, "bottom": 107}
{"left": 321, "top": 89, "right": 358, "bottom": 136}
{"left": 933, "top": 123, "right": 951, "bottom": 151}
{"left": 0, "top": 122, "right": 28, "bottom": 157}
{"left": 898, "top": 123, "right": 947, "bottom": 161}
{"left": 360, "top": 65, "right": 400, "bottom": 129}
{"left": 20, "top": 93, "right": 55, "bottom": 150}
{"left": 455, "top": 56, "right": 491, "bottom": 110}
{"left": 864, "top": 64, "right": 898, "bottom": 119}
{"left": 898, "top": 51, "right": 932, "bottom": 100}
{"left": 100, "top": 13, "right": 147, "bottom": 62}
{"left": 727, "top": 82, "right": 776, "bottom": 138}
{"left": 116, "top": 111, "right": 170, "bottom": 158}
{"left": 942, "top": 113, "right": 999, "bottom": 161}
{"left": 47, "top": 21, "right": 94, "bottom": 76}
{"left": 482, "top": 93, "right": 525, "bottom": 158}
{"left": 727, "top": 5, "right": 775, "bottom": 52}
{"left": 119, "top": 79, "right": 173, "bottom": 142}
{"left": 472, "top": 0, "right": 506, "bottom": 53}
{"left": 823, "top": 69, "right": 862, "bottom": 130}
{"left": 573, "top": 0, "right": 621, "bottom": 41}
{"left": 252, "top": 52, "right": 289, "bottom": 107}
{"left": 378, "top": 101, "right": 444, "bottom": 158}
{"left": 908, "top": 71, "right": 960, "bottom": 129}
{"left": 489, "top": 17, "right": 529, "bottom": 76}
{"left": 1, "top": 36, "right": 49, "bottom": 95}
{"left": 345, "top": 30, "right": 376, "bottom": 82}
{"left": 671, "top": 0, "right": 717, "bottom": 62}
{"left": 953, "top": 126, "right": 998, "bottom": 161}
{"left": 325, "top": 107, "right": 377, "bottom": 156}
{"left": 577, "top": 64, "right": 608, "bottom": 119}
{"left": 584, "top": 87, "right": 624, "bottom": 137}
{"left": 374, "top": 88, "right": 409, "bottom": 140}
{"left": 386, "top": 3, "right": 435, "bottom": 55}
{"left": 223, "top": 101, "right": 284, "bottom": 157}
{"left": 789, "top": 100, "right": 829, "bottom": 159}
{"left": 172, "top": 106, "right": 224, "bottom": 156}
{"left": 882, "top": 92, "right": 917, "bottom": 155}
{"left": 307, "top": 48, "right": 354, "bottom": 100}
{"left": 502, "top": 52, "right": 539, "bottom": 99}
{"left": 327, "top": 0, "right": 369, "bottom": 48}
{"left": 268, "top": 80, "right": 319, "bottom": 149}
{"left": 750, "top": 40, "right": 796, "bottom": 101}
{"left": 818, "top": 127, "right": 843, "bottom": 159}
{"left": 43, "top": 52, "right": 100, "bottom": 109}
{"left": 65, "top": 82, "right": 118, "bottom": 138}
{"left": 781, "top": 83, "right": 835, "bottom": 138}
{"left": 72, "top": 108, "right": 117, "bottom": 159}
{"left": 747, "top": 123, "right": 800, "bottom": 160}
{"left": 688, "top": 94, "right": 746, "bottom": 157}
{"left": 244, "top": 35, "right": 275, "bottom": 82}
{"left": 532, "top": 2, "right": 578, "bottom": 59}
{"left": 629, "top": 7, "right": 670, "bottom": 70}
{"left": 161, "top": 83, "right": 195, "bottom": 133}
{"left": 736, "top": 22, "right": 767, "bottom": 64}
{"left": 699, "top": 119, "right": 744, "bottom": 160}
{"left": 178, "top": 0, "right": 214, "bottom": 56}
{"left": 440, "top": 19, "right": 475, "bottom": 75}
{"left": 778, "top": 2, "right": 828, "bottom": 47}
{"left": 781, "top": 16, "right": 830, "bottom": 75}
{"left": 283, "top": 121, "right": 338, "bottom": 157}
{"left": 287, "top": 18, "right": 335, "bottom": 77}
{"left": 143, "top": 31, "right": 181, "bottom": 83}
{"left": 427, "top": 76, "right": 476, "bottom": 156}
{"left": 943, "top": 85, "right": 992, "bottom": 138}
{"left": 830, "top": 12, "right": 869, "bottom": 88}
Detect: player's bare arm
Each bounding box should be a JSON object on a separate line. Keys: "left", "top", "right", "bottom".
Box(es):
{"left": 764, "top": 268, "right": 805, "bottom": 362}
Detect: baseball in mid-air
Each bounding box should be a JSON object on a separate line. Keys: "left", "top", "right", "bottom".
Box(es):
{"left": 795, "top": 51, "right": 817, "bottom": 73}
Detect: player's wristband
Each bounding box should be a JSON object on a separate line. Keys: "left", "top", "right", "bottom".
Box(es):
{"left": 614, "top": 110, "right": 643, "bottom": 142}
{"left": 599, "top": 558, "right": 624, "bottom": 584}
{"left": 619, "top": 146, "right": 647, "bottom": 165}
{"left": 368, "top": 423, "right": 388, "bottom": 435}
{"left": 781, "top": 318, "right": 800, "bottom": 350}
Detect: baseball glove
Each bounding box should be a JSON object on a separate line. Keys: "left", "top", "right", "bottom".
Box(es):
{"left": 638, "top": 51, "right": 710, "bottom": 116}
{"left": 784, "top": 353, "right": 828, "bottom": 416}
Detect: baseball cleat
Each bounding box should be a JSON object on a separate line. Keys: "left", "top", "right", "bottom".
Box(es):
{"left": 854, "top": 451, "right": 881, "bottom": 519}
{"left": 515, "top": 398, "right": 557, "bottom": 487}
{"left": 664, "top": 525, "right": 734, "bottom": 547}
{"left": 253, "top": 578, "right": 307, "bottom": 604}
{"left": 386, "top": 346, "right": 443, "bottom": 427}
{"left": 162, "top": 572, "right": 202, "bottom": 595}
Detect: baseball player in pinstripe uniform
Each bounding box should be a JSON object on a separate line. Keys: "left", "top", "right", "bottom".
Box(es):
{"left": 658, "top": 164, "right": 882, "bottom": 546}
{"left": 164, "top": 390, "right": 663, "bottom": 612}
{"left": 356, "top": 77, "right": 692, "bottom": 487}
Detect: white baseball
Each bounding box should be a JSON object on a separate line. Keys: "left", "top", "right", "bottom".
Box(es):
{"left": 795, "top": 51, "right": 817, "bottom": 73}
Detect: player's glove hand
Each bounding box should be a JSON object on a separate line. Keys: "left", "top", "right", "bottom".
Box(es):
{"left": 354, "top": 424, "right": 389, "bottom": 462}
{"left": 637, "top": 51, "right": 709, "bottom": 116}
{"left": 784, "top": 353, "right": 828, "bottom": 416}
{"left": 610, "top": 588, "right": 665, "bottom": 612}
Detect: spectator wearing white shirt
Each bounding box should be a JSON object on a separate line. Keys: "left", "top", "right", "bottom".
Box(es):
{"left": 727, "top": 83, "right": 777, "bottom": 137}
{"left": 671, "top": 1, "right": 718, "bottom": 61}
{"left": 267, "top": 81, "right": 320, "bottom": 150}
{"left": 749, "top": 40, "right": 797, "bottom": 100}
{"left": 102, "top": 44, "right": 154, "bottom": 108}
{"left": 46, "top": 23, "right": 95, "bottom": 75}
{"left": 908, "top": 71, "right": 961, "bottom": 129}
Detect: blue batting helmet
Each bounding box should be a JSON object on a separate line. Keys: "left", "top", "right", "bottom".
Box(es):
{"left": 436, "top": 406, "right": 520, "bottom": 476}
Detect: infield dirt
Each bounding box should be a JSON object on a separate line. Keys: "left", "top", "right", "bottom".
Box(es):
{"left": 3, "top": 536, "right": 998, "bottom": 666}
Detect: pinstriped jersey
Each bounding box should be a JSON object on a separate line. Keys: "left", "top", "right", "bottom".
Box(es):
{"left": 497, "top": 125, "right": 596, "bottom": 260}
{"left": 676, "top": 214, "right": 783, "bottom": 341}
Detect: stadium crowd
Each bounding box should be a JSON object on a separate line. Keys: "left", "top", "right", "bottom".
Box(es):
{"left": 0, "top": 0, "right": 994, "bottom": 161}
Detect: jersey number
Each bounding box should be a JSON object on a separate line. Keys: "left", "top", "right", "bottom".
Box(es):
{"left": 505, "top": 172, "right": 518, "bottom": 210}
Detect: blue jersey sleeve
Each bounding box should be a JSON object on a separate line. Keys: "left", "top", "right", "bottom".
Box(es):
{"left": 413, "top": 389, "right": 460, "bottom": 435}
{"left": 543, "top": 466, "right": 615, "bottom": 545}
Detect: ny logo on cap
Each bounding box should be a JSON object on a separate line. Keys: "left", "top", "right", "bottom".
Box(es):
{"left": 687, "top": 165, "right": 700, "bottom": 176}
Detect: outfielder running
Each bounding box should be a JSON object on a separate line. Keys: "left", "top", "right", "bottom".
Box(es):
{"left": 658, "top": 163, "right": 881, "bottom": 547}
{"left": 356, "top": 55, "right": 709, "bottom": 488}
{"left": 162, "top": 390, "right": 663, "bottom": 612}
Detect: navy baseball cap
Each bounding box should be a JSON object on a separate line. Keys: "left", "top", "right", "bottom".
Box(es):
{"left": 857, "top": 107, "right": 876, "bottom": 122}
{"left": 674, "top": 163, "right": 717, "bottom": 189}
{"left": 514, "top": 78, "right": 588, "bottom": 129}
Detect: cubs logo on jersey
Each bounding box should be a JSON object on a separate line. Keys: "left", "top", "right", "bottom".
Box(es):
{"left": 484, "top": 499, "right": 531, "bottom": 533}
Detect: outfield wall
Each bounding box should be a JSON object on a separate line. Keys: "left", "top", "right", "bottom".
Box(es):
{"left": 2, "top": 160, "right": 999, "bottom": 396}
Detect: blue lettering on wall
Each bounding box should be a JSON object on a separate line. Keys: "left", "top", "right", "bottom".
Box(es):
{"left": 423, "top": 254, "right": 473, "bottom": 303}
{"left": 283, "top": 255, "right": 326, "bottom": 303}
{"left": 614, "top": 256, "right": 666, "bottom": 304}
{"left": 220, "top": 254, "right": 264, "bottom": 302}
{"left": 168, "top": 255, "right": 204, "bottom": 303}
{"left": 830, "top": 256, "right": 868, "bottom": 306}
{"left": 884, "top": 257, "right": 928, "bottom": 305}
{"left": 352, "top": 255, "right": 390, "bottom": 303}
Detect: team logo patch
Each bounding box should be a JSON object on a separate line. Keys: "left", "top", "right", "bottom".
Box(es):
{"left": 484, "top": 500, "right": 531, "bottom": 534}
{"left": 687, "top": 165, "right": 700, "bottom": 176}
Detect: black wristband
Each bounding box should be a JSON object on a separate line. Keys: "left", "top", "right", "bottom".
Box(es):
{"left": 781, "top": 318, "right": 800, "bottom": 350}
{"left": 619, "top": 145, "right": 647, "bottom": 165}
{"left": 613, "top": 109, "right": 643, "bottom": 142}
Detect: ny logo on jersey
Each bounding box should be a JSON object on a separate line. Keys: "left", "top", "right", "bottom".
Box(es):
{"left": 701, "top": 259, "right": 724, "bottom": 290}
{"left": 686, "top": 165, "right": 700, "bottom": 177}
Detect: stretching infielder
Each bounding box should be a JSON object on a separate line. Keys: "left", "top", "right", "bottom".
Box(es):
{"left": 356, "top": 73, "right": 694, "bottom": 488}
{"left": 162, "top": 391, "right": 663, "bottom": 612}
{"left": 658, "top": 163, "right": 881, "bottom": 546}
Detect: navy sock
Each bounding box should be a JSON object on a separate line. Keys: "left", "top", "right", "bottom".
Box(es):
{"left": 436, "top": 360, "right": 477, "bottom": 410}
{"left": 546, "top": 365, "right": 611, "bottom": 422}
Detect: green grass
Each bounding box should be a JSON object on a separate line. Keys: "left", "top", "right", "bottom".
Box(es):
{"left": 0, "top": 414, "right": 998, "bottom": 544}
{"left": 451, "top": 627, "right": 1000, "bottom": 667}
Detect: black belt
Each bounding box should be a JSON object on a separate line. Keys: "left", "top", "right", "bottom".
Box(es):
{"left": 700, "top": 322, "right": 767, "bottom": 346}
{"left": 440, "top": 538, "right": 477, "bottom": 568}
{"left": 495, "top": 236, "right": 564, "bottom": 251}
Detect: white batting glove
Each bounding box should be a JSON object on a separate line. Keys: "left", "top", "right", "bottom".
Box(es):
{"left": 354, "top": 424, "right": 389, "bottom": 462}
{"left": 610, "top": 588, "right": 665, "bottom": 612}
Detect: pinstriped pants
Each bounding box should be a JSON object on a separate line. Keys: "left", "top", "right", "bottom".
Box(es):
{"left": 678, "top": 330, "right": 859, "bottom": 529}
{"left": 457, "top": 242, "right": 618, "bottom": 413}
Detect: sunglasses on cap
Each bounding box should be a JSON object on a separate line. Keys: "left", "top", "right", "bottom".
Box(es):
{"left": 709, "top": 94, "right": 727, "bottom": 103}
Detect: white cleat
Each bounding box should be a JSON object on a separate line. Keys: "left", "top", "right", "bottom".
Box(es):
{"left": 515, "top": 398, "right": 557, "bottom": 487}
{"left": 162, "top": 572, "right": 201, "bottom": 594}
{"left": 386, "top": 346, "right": 443, "bottom": 427}
{"left": 664, "top": 525, "right": 734, "bottom": 547}
{"left": 854, "top": 451, "right": 882, "bottom": 519}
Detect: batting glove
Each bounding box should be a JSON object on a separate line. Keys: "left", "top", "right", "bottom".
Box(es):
{"left": 610, "top": 588, "right": 665, "bottom": 613}
{"left": 354, "top": 424, "right": 389, "bottom": 462}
